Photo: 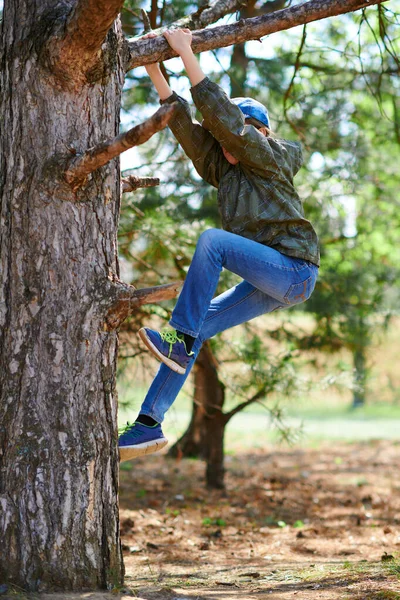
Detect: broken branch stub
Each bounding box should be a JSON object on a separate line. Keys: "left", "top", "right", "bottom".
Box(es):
{"left": 104, "top": 281, "right": 182, "bottom": 331}
{"left": 121, "top": 176, "right": 160, "bottom": 193}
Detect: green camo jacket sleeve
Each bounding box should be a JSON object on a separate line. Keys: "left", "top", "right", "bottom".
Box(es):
{"left": 190, "top": 78, "right": 303, "bottom": 180}
{"left": 161, "top": 92, "right": 228, "bottom": 188}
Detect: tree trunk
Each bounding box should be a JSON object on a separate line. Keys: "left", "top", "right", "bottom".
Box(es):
{"left": 352, "top": 347, "right": 367, "bottom": 408}
{"left": 0, "top": 2, "right": 125, "bottom": 591}
{"left": 169, "top": 343, "right": 227, "bottom": 489}
{"left": 228, "top": 0, "right": 288, "bottom": 97}
{"left": 229, "top": 43, "right": 249, "bottom": 97}
{"left": 203, "top": 410, "right": 227, "bottom": 490}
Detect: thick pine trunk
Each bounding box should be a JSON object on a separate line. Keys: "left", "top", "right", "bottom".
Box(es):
{"left": 0, "top": 1, "right": 125, "bottom": 591}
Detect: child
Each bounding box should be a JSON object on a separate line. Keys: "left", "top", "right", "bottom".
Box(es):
{"left": 119, "top": 29, "right": 319, "bottom": 461}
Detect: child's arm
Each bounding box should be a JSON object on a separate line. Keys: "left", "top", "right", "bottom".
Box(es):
{"left": 163, "top": 29, "right": 205, "bottom": 88}
{"left": 141, "top": 33, "right": 173, "bottom": 100}
{"left": 143, "top": 29, "right": 204, "bottom": 96}
{"left": 162, "top": 29, "right": 281, "bottom": 177}
{"left": 145, "top": 63, "right": 173, "bottom": 101}
{"left": 141, "top": 32, "right": 226, "bottom": 188}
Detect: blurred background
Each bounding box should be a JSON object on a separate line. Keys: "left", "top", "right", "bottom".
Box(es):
{"left": 116, "top": 0, "right": 400, "bottom": 485}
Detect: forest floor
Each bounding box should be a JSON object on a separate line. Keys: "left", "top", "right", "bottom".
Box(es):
{"left": 117, "top": 439, "right": 400, "bottom": 600}
{"left": 28, "top": 438, "right": 400, "bottom": 600}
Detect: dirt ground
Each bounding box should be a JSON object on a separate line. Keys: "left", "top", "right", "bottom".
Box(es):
{"left": 115, "top": 439, "right": 400, "bottom": 600}
{"left": 12, "top": 439, "right": 400, "bottom": 600}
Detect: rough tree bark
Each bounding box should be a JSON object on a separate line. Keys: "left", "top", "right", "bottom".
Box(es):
{"left": 0, "top": 0, "right": 178, "bottom": 592}
{"left": 0, "top": 0, "right": 387, "bottom": 591}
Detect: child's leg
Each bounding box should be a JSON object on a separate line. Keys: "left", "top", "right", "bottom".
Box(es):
{"left": 169, "top": 228, "right": 317, "bottom": 338}
{"left": 139, "top": 281, "right": 285, "bottom": 423}
{"left": 119, "top": 282, "right": 284, "bottom": 459}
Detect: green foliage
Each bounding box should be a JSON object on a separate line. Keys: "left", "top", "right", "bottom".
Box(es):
{"left": 118, "top": 1, "right": 400, "bottom": 413}
{"left": 202, "top": 517, "right": 227, "bottom": 527}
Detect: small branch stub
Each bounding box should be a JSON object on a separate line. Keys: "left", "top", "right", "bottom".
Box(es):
{"left": 141, "top": 9, "right": 153, "bottom": 33}
{"left": 105, "top": 281, "right": 182, "bottom": 331}
{"left": 121, "top": 176, "right": 160, "bottom": 193}
{"left": 65, "top": 103, "right": 177, "bottom": 190}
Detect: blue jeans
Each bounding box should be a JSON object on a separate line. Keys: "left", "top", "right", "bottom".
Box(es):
{"left": 140, "top": 229, "right": 318, "bottom": 423}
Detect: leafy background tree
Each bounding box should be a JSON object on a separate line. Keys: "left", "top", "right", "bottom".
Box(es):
{"left": 116, "top": 1, "right": 400, "bottom": 487}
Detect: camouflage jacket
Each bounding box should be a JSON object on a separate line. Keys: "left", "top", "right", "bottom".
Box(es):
{"left": 161, "top": 77, "right": 320, "bottom": 267}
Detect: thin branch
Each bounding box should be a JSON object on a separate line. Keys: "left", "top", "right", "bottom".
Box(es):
{"left": 283, "top": 24, "right": 307, "bottom": 141}
{"left": 149, "top": 0, "right": 246, "bottom": 33}
{"left": 126, "top": 0, "right": 388, "bottom": 71}
{"left": 65, "top": 103, "right": 177, "bottom": 189}
{"left": 223, "top": 384, "right": 274, "bottom": 423}
{"left": 178, "top": 0, "right": 243, "bottom": 27}
{"left": 123, "top": 6, "right": 141, "bottom": 19}
{"left": 121, "top": 176, "right": 160, "bottom": 193}
{"left": 255, "top": 0, "right": 288, "bottom": 17}
{"left": 104, "top": 280, "right": 182, "bottom": 331}
{"left": 224, "top": 353, "right": 292, "bottom": 422}
{"left": 141, "top": 9, "right": 153, "bottom": 33}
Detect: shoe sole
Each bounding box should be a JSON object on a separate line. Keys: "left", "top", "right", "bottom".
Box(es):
{"left": 138, "top": 328, "right": 186, "bottom": 375}
{"left": 119, "top": 437, "right": 168, "bottom": 462}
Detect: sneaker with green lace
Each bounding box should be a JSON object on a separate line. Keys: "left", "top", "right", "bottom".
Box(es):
{"left": 119, "top": 422, "right": 168, "bottom": 462}
{"left": 138, "top": 327, "right": 194, "bottom": 375}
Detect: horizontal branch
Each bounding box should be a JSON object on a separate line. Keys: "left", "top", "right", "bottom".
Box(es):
{"left": 126, "top": 0, "right": 387, "bottom": 70}
{"left": 65, "top": 103, "right": 177, "bottom": 189}
{"left": 104, "top": 281, "right": 182, "bottom": 331}
{"left": 121, "top": 176, "right": 160, "bottom": 193}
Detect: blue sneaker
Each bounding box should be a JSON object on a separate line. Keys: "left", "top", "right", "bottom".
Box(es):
{"left": 119, "top": 422, "right": 168, "bottom": 462}
{"left": 138, "top": 327, "right": 194, "bottom": 375}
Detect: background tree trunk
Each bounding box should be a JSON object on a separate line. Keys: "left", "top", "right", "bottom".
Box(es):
{"left": 0, "top": 2, "right": 125, "bottom": 591}
{"left": 168, "top": 344, "right": 226, "bottom": 489}
{"left": 352, "top": 347, "right": 367, "bottom": 408}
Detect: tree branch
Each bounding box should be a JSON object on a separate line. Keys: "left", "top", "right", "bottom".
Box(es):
{"left": 135, "top": 0, "right": 245, "bottom": 38}
{"left": 121, "top": 176, "right": 160, "bottom": 193}
{"left": 141, "top": 9, "right": 153, "bottom": 33}
{"left": 65, "top": 103, "right": 177, "bottom": 190}
{"left": 103, "top": 280, "right": 182, "bottom": 331}
{"left": 162, "top": 0, "right": 246, "bottom": 30}
{"left": 224, "top": 384, "right": 274, "bottom": 423}
{"left": 49, "top": 0, "right": 125, "bottom": 83}
{"left": 126, "top": 0, "right": 387, "bottom": 70}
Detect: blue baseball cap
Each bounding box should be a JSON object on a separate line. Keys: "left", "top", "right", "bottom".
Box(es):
{"left": 233, "top": 97, "right": 270, "bottom": 129}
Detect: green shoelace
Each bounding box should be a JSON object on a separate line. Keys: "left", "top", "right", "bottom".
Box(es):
{"left": 159, "top": 329, "right": 186, "bottom": 357}
{"left": 118, "top": 422, "right": 134, "bottom": 436}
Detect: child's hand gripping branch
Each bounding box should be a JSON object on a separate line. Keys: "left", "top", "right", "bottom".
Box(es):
{"left": 143, "top": 29, "right": 242, "bottom": 166}
{"left": 142, "top": 29, "right": 205, "bottom": 97}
